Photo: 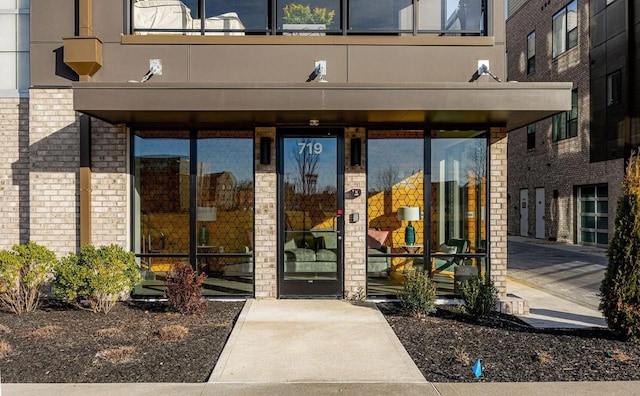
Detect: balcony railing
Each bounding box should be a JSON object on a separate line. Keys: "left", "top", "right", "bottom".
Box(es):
{"left": 128, "top": 0, "right": 487, "bottom": 36}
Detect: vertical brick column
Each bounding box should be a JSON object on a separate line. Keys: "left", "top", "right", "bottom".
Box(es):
{"left": 344, "top": 128, "right": 367, "bottom": 299}
{"left": 0, "top": 97, "right": 29, "bottom": 248}
{"left": 29, "top": 88, "right": 79, "bottom": 256}
{"left": 90, "top": 118, "right": 128, "bottom": 248}
{"left": 254, "top": 127, "right": 277, "bottom": 298}
{"left": 489, "top": 127, "right": 508, "bottom": 297}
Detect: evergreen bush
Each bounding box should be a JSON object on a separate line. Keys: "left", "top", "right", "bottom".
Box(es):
{"left": 398, "top": 270, "right": 437, "bottom": 317}
{"left": 600, "top": 151, "right": 640, "bottom": 341}
{"left": 0, "top": 242, "right": 57, "bottom": 314}
{"left": 457, "top": 275, "right": 498, "bottom": 320}
{"left": 165, "top": 262, "right": 208, "bottom": 315}
{"left": 54, "top": 244, "right": 142, "bottom": 314}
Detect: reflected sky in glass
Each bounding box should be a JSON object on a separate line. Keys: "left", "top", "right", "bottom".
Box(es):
{"left": 283, "top": 137, "right": 337, "bottom": 192}
{"left": 368, "top": 139, "right": 423, "bottom": 191}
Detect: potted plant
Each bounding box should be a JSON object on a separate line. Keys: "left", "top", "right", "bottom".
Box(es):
{"left": 282, "top": 3, "right": 335, "bottom": 36}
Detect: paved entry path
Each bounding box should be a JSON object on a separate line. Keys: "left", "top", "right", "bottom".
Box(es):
{"left": 209, "top": 299, "right": 427, "bottom": 384}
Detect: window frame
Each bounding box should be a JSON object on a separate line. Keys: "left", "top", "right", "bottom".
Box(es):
{"left": 606, "top": 69, "right": 622, "bottom": 107}
{"left": 527, "top": 30, "right": 535, "bottom": 75}
{"left": 552, "top": 88, "right": 578, "bottom": 142}
{"left": 126, "top": 0, "right": 490, "bottom": 37}
{"left": 552, "top": 0, "right": 578, "bottom": 59}
{"left": 526, "top": 124, "right": 536, "bottom": 149}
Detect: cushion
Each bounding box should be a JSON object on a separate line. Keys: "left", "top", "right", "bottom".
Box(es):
{"left": 315, "top": 249, "right": 337, "bottom": 262}
{"left": 438, "top": 243, "right": 457, "bottom": 254}
{"left": 285, "top": 248, "right": 316, "bottom": 262}
{"left": 367, "top": 229, "right": 389, "bottom": 249}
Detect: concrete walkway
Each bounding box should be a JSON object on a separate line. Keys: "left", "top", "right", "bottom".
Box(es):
{"left": 209, "top": 299, "right": 426, "bottom": 383}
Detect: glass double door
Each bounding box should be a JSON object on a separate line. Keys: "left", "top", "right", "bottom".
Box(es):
{"left": 278, "top": 130, "right": 344, "bottom": 297}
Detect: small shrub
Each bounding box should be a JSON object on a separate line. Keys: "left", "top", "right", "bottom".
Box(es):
{"left": 26, "top": 325, "right": 63, "bottom": 339}
{"left": 54, "top": 244, "right": 142, "bottom": 314}
{"left": 398, "top": 270, "right": 437, "bottom": 317}
{"left": 457, "top": 275, "right": 498, "bottom": 320}
{"left": 454, "top": 346, "right": 471, "bottom": 366}
{"left": 165, "top": 262, "right": 208, "bottom": 315}
{"left": 95, "top": 346, "right": 137, "bottom": 364}
{"left": 600, "top": 151, "right": 640, "bottom": 341}
{"left": 0, "top": 242, "right": 57, "bottom": 315}
{"left": 95, "top": 327, "right": 124, "bottom": 338}
{"left": 533, "top": 351, "right": 553, "bottom": 365}
{"left": 0, "top": 341, "right": 12, "bottom": 359}
{"left": 157, "top": 325, "right": 189, "bottom": 342}
{"left": 282, "top": 3, "right": 335, "bottom": 25}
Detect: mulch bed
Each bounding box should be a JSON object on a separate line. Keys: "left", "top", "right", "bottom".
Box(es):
{"left": 0, "top": 301, "right": 244, "bottom": 383}
{"left": 379, "top": 303, "right": 640, "bottom": 382}
{"left": 2, "top": 300, "right": 640, "bottom": 383}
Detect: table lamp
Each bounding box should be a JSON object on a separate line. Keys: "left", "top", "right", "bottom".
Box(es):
{"left": 197, "top": 207, "right": 217, "bottom": 246}
{"left": 398, "top": 207, "right": 420, "bottom": 246}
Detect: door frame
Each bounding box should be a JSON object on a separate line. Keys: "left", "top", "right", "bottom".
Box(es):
{"left": 535, "top": 187, "right": 545, "bottom": 239}
{"left": 520, "top": 188, "right": 529, "bottom": 237}
{"left": 276, "top": 128, "right": 345, "bottom": 298}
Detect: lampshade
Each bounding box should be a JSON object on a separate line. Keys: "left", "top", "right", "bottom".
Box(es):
{"left": 397, "top": 207, "right": 420, "bottom": 222}
{"left": 197, "top": 206, "right": 217, "bottom": 222}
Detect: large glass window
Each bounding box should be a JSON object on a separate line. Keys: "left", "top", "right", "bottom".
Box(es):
{"left": 430, "top": 130, "right": 487, "bottom": 295}
{"left": 367, "top": 131, "right": 424, "bottom": 297}
{"left": 552, "top": 0, "right": 578, "bottom": 58}
{"left": 366, "top": 130, "right": 487, "bottom": 297}
{"left": 129, "top": 0, "right": 487, "bottom": 36}
{"left": 133, "top": 131, "right": 254, "bottom": 297}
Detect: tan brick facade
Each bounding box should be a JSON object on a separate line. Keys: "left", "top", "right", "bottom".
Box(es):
{"left": 344, "top": 128, "right": 367, "bottom": 299}
{"left": 490, "top": 127, "right": 508, "bottom": 296}
{"left": 0, "top": 97, "right": 29, "bottom": 248}
{"left": 253, "top": 127, "right": 277, "bottom": 299}
{"left": 506, "top": 0, "right": 624, "bottom": 243}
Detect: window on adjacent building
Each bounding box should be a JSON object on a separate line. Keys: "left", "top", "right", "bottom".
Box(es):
{"left": 553, "top": 89, "right": 578, "bottom": 141}
{"left": 0, "top": 1, "right": 30, "bottom": 97}
{"left": 607, "top": 70, "right": 622, "bottom": 107}
{"left": 527, "top": 124, "right": 536, "bottom": 149}
{"left": 527, "top": 31, "right": 535, "bottom": 74}
{"left": 552, "top": 0, "right": 578, "bottom": 58}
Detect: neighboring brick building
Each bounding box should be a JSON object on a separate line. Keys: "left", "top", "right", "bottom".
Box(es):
{"left": 3, "top": 0, "right": 572, "bottom": 302}
{"left": 506, "top": 0, "right": 637, "bottom": 246}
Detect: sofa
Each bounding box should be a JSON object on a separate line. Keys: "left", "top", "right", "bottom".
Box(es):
{"left": 367, "top": 229, "right": 391, "bottom": 275}
{"left": 283, "top": 230, "right": 337, "bottom": 274}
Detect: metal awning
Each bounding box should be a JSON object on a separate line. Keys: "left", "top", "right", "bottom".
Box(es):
{"left": 72, "top": 81, "right": 573, "bottom": 130}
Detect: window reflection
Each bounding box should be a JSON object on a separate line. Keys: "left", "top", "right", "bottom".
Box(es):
{"left": 350, "top": 0, "right": 413, "bottom": 32}
{"left": 132, "top": 130, "right": 254, "bottom": 297}
{"left": 367, "top": 131, "right": 424, "bottom": 296}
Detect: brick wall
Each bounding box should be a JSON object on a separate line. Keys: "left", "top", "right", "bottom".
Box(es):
{"left": 0, "top": 97, "right": 29, "bottom": 248}
{"left": 344, "top": 128, "right": 367, "bottom": 299}
{"left": 253, "top": 127, "right": 277, "bottom": 298}
{"left": 506, "top": 0, "right": 624, "bottom": 243}
{"left": 28, "top": 89, "right": 79, "bottom": 256}
{"left": 490, "top": 127, "right": 508, "bottom": 296}
{"left": 90, "top": 119, "right": 128, "bottom": 248}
